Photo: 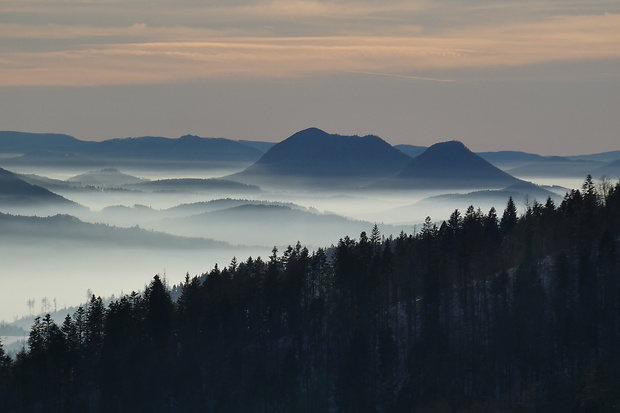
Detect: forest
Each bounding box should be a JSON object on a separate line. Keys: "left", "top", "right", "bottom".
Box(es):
{"left": 1, "top": 175, "right": 619, "bottom": 412}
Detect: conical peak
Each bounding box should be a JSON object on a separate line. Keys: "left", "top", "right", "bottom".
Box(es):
{"left": 426, "top": 140, "right": 469, "bottom": 153}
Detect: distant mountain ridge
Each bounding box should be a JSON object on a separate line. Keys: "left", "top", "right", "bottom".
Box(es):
{"left": 0, "top": 131, "right": 264, "bottom": 168}
{"left": 0, "top": 131, "right": 88, "bottom": 153}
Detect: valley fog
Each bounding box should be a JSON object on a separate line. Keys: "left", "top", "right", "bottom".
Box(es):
{"left": 0, "top": 152, "right": 603, "bottom": 324}
{"left": 0, "top": 165, "right": 435, "bottom": 322}
{"left": 0, "top": 240, "right": 268, "bottom": 323}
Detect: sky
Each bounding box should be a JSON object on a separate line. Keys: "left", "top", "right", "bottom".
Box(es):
{"left": 1, "top": 0, "right": 619, "bottom": 155}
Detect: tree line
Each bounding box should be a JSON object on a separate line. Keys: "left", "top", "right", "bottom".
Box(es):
{"left": 1, "top": 175, "right": 620, "bottom": 412}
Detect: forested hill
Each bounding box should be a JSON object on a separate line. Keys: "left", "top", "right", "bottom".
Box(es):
{"left": 1, "top": 175, "right": 620, "bottom": 412}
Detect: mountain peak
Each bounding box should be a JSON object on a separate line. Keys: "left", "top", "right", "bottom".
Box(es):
{"left": 415, "top": 140, "right": 470, "bottom": 160}
{"left": 393, "top": 140, "right": 521, "bottom": 189}
{"left": 230, "top": 128, "right": 412, "bottom": 188}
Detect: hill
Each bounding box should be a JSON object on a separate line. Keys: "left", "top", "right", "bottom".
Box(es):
{"left": 162, "top": 198, "right": 311, "bottom": 217}
{"left": 126, "top": 178, "right": 262, "bottom": 194}
{"left": 568, "top": 149, "right": 620, "bottom": 163}
{"left": 154, "top": 203, "right": 407, "bottom": 248}
{"left": 3, "top": 177, "right": 619, "bottom": 412}
{"left": 507, "top": 157, "right": 603, "bottom": 178}
{"left": 383, "top": 140, "right": 522, "bottom": 190}
{"left": 0, "top": 212, "right": 227, "bottom": 249}
{"left": 0, "top": 167, "right": 83, "bottom": 211}
{"left": 67, "top": 168, "right": 147, "bottom": 187}
{"left": 0, "top": 131, "right": 264, "bottom": 169}
{"left": 93, "top": 134, "right": 263, "bottom": 163}
{"left": 0, "top": 131, "right": 88, "bottom": 153}
{"left": 477, "top": 150, "right": 547, "bottom": 170}
{"left": 230, "top": 128, "right": 413, "bottom": 188}
{"left": 592, "top": 158, "right": 620, "bottom": 179}
{"left": 378, "top": 181, "right": 561, "bottom": 224}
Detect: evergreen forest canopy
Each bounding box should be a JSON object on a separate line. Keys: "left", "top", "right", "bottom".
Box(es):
{"left": 1, "top": 175, "right": 620, "bottom": 412}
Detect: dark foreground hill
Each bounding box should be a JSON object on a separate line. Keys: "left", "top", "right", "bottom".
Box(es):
{"left": 381, "top": 140, "right": 522, "bottom": 190}
{"left": 230, "top": 128, "right": 413, "bottom": 188}
{"left": 2, "top": 176, "right": 619, "bottom": 412}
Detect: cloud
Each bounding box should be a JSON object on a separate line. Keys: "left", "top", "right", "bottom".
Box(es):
{"left": 0, "top": 1, "right": 619, "bottom": 87}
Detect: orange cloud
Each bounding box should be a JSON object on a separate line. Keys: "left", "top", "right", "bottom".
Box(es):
{"left": 1, "top": 13, "right": 619, "bottom": 87}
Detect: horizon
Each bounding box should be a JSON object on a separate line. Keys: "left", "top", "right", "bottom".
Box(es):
{"left": 1, "top": 127, "right": 618, "bottom": 158}
{"left": 1, "top": 1, "right": 619, "bottom": 156}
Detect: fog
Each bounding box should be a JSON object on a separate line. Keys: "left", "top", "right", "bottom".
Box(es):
{"left": 0, "top": 163, "right": 585, "bottom": 324}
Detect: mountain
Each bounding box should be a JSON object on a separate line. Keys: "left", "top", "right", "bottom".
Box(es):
{"left": 67, "top": 168, "right": 147, "bottom": 187}
{"left": 0, "top": 167, "right": 83, "bottom": 210}
{"left": 383, "top": 140, "right": 522, "bottom": 190}
{"left": 396, "top": 145, "right": 552, "bottom": 171}
{"left": 230, "top": 128, "right": 413, "bottom": 188}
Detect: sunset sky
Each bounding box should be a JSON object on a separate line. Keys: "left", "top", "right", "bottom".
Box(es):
{"left": 1, "top": 0, "right": 619, "bottom": 155}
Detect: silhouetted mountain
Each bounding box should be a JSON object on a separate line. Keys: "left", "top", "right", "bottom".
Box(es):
{"left": 67, "top": 168, "right": 147, "bottom": 187}
{"left": 397, "top": 145, "right": 551, "bottom": 171}
{"left": 230, "top": 128, "right": 413, "bottom": 188}
{"left": 0, "top": 167, "right": 82, "bottom": 210}
{"left": 383, "top": 140, "right": 521, "bottom": 189}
